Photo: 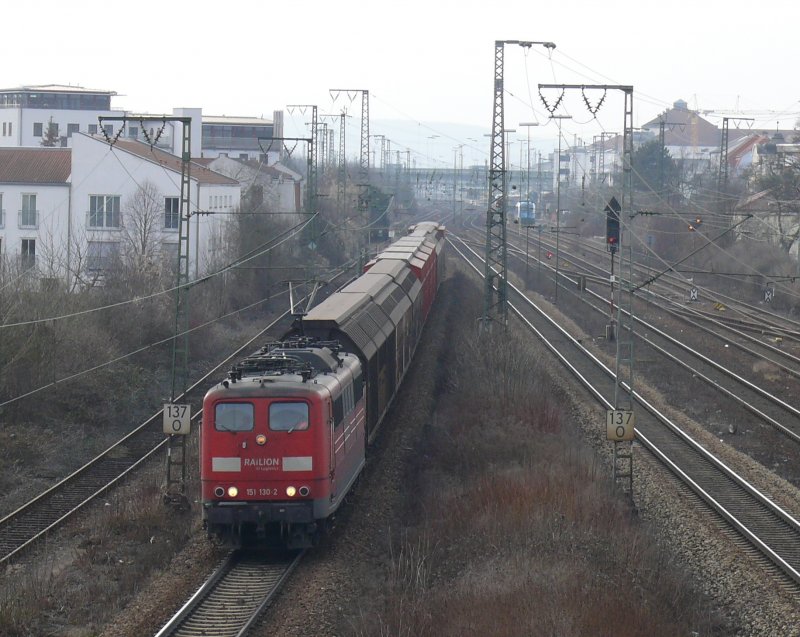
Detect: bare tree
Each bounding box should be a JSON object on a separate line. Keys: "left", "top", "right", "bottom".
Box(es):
{"left": 122, "top": 181, "right": 163, "bottom": 274}
{"left": 751, "top": 157, "right": 800, "bottom": 253}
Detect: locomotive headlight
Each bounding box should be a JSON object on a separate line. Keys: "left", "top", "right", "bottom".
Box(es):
{"left": 286, "top": 486, "right": 297, "bottom": 497}
{"left": 256, "top": 434, "right": 267, "bottom": 445}
{"left": 227, "top": 486, "right": 239, "bottom": 498}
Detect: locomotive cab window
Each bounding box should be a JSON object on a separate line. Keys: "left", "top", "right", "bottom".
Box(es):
{"left": 269, "top": 402, "right": 309, "bottom": 432}
{"left": 215, "top": 402, "right": 254, "bottom": 432}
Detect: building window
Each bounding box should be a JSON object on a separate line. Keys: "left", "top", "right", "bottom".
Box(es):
{"left": 0, "top": 192, "right": 4, "bottom": 228}
{"left": 164, "top": 197, "right": 180, "bottom": 229}
{"left": 103, "top": 124, "right": 113, "bottom": 137}
{"left": 32, "top": 122, "right": 42, "bottom": 137}
{"left": 21, "top": 238, "right": 35, "bottom": 269}
{"left": 8, "top": 122, "right": 11, "bottom": 136}
{"left": 239, "top": 153, "right": 248, "bottom": 160}
{"left": 128, "top": 126, "right": 138, "bottom": 139}
{"left": 88, "top": 124, "right": 98, "bottom": 135}
{"left": 67, "top": 123, "right": 79, "bottom": 138}
{"left": 20, "top": 193, "right": 37, "bottom": 228}
{"left": 88, "top": 195, "right": 121, "bottom": 228}
{"left": 2, "top": 123, "right": 5, "bottom": 136}
{"left": 87, "top": 241, "right": 119, "bottom": 272}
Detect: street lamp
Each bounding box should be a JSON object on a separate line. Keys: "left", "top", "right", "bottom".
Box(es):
{"left": 550, "top": 115, "right": 572, "bottom": 303}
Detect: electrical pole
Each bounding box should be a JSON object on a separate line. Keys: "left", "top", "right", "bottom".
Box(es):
{"left": 481, "top": 40, "right": 555, "bottom": 332}
{"left": 551, "top": 115, "right": 571, "bottom": 303}
{"left": 538, "top": 83, "right": 636, "bottom": 494}
{"left": 718, "top": 116, "right": 754, "bottom": 210}
{"left": 100, "top": 114, "right": 193, "bottom": 509}
{"left": 655, "top": 119, "right": 682, "bottom": 193}
{"left": 331, "top": 89, "right": 369, "bottom": 264}
{"left": 287, "top": 105, "right": 319, "bottom": 243}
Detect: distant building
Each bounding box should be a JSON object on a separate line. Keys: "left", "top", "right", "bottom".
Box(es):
{"left": 196, "top": 155, "right": 303, "bottom": 214}
{"left": 202, "top": 114, "right": 283, "bottom": 162}
{"left": 0, "top": 84, "right": 119, "bottom": 148}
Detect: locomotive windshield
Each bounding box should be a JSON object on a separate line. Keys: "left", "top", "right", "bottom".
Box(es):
{"left": 269, "top": 402, "right": 309, "bottom": 432}
{"left": 215, "top": 402, "right": 254, "bottom": 431}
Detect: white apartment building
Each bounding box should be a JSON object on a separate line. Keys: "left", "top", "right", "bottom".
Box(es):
{"left": 0, "top": 148, "right": 71, "bottom": 274}
{"left": 71, "top": 134, "right": 241, "bottom": 278}
{"left": 0, "top": 135, "right": 241, "bottom": 283}
{"left": 0, "top": 84, "right": 120, "bottom": 148}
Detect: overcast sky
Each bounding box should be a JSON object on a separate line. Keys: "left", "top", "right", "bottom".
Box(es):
{"left": 4, "top": 0, "right": 799, "bottom": 167}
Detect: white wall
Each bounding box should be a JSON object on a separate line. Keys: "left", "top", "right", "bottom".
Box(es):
{"left": 0, "top": 182, "right": 71, "bottom": 276}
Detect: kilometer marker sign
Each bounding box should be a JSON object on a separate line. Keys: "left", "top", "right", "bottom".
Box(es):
{"left": 163, "top": 403, "right": 191, "bottom": 435}
{"left": 606, "top": 409, "right": 635, "bottom": 441}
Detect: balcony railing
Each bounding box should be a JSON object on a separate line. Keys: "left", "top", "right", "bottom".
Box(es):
{"left": 18, "top": 209, "right": 38, "bottom": 229}
{"left": 86, "top": 211, "right": 122, "bottom": 230}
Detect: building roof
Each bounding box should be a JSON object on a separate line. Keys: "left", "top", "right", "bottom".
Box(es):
{"left": 102, "top": 138, "right": 239, "bottom": 186}
{"left": 203, "top": 115, "right": 273, "bottom": 126}
{"left": 0, "top": 148, "right": 71, "bottom": 184}
{"left": 0, "top": 84, "right": 116, "bottom": 96}
{"left": 643, "top": 101, "right": 722, "bottom": 147}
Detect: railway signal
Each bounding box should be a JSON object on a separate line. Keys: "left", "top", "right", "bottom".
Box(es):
{"left": 605, "top": 196, "right": 621, "bottom": 253}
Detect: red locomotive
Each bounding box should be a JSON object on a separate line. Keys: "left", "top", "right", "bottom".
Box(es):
{"left": 200, "top": 222, "right": 445, "bottom": 547}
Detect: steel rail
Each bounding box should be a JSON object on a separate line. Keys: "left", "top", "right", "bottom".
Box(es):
{"left": 153, "top": 550, "right": 304, "bottom": 637}
{"left": 449, "top": 235, "right": 800, "bottom": 585}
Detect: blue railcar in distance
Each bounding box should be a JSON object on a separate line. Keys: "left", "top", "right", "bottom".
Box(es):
{"left": 516, "top": 201, "right": 536, "bottom": 226}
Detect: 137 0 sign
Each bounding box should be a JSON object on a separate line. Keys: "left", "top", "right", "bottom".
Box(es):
{"left": 163, "top": 403, "right": 191, "bottom": 435}
{"left": 606, "top": 409, "right": 635, "bottom": 441}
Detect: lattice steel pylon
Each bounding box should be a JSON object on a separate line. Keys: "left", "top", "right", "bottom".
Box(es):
{"left": 330, "top": 89, "right": 370, "bottom": 265}
{"left": 100, "top": 113, "right": 193, "bottom": 508}
{"left": 717, "top": 116, "right": 753, "bottom": 213}
{"left": 613, "top": 87, "right": 635, "bottom": 494}
{"left": 288, "top": 105, "right": 319, "bottom": 241}
{"left": 481, "top": 40, "right": 555, "bottom": 331}
{"left": 536, "top": 83, "right": 635, "bottom": 493}
{"left": 338, "top": 111, "right": 347, "bottom": 213}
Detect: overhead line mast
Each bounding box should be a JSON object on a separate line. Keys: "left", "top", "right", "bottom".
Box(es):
{"left": 538, "top": 83, "right": 636, "bottom": 494}
{"left": 99, "top": 114, "right": 193, "bottom": 508}
{"left": 481, "top": 39, "right": 555, "bottom": 332}
{"left": 330, "top": 89, "right": 370, "bottom": 266}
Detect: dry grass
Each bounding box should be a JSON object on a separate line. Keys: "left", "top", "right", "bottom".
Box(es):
{"left": 0, "top": 461, "right": 198, "bottom": 637}
{"left": 356, "top": 270, "right": 724, "bottom": 636}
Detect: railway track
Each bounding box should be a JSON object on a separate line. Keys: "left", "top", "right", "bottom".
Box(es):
{"left": 459, "top": 223, "right": 800, "bottom": 450}
{"left": 154, "top": 550, "right": 303, "bottom": 637}
{"left": 450, "top": 233, "right": 800, "bottom": 589}
{"left": 0, "top": 263, "right": 360, "bottom": 566}
{"left": 524, "top": 224, "right": 800, "bottom": 345}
